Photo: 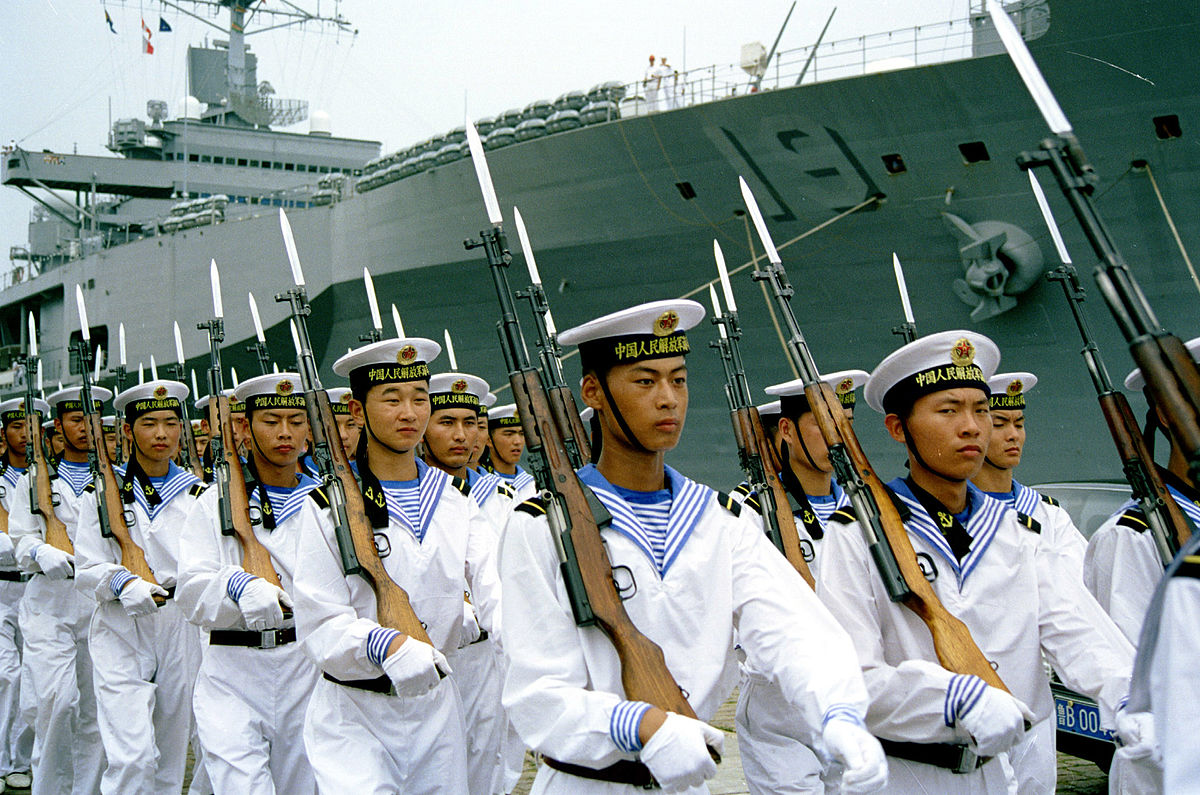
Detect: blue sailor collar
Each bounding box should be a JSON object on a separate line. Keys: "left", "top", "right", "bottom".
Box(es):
{"left": 0, "top": 464, "right": 25, "bottom": 489}
{"left": 888, "top": 478, "right": 1009, "bottom": 586}
{"left": 380, "top": 458, "right": 447, "bottom": 542}
{"left": 252, "top": 473, "right": 321, "bottom": 527}
{"left": 57, "top": 459, "right": 93, "bottom": 498}
{"left": 577, "top": 463, "right": 712, "bottom": 577}
{"left": 466, "top": 467, "right": 502, "bottom": 508}
{"left": 114, "top": 460, "right": 200, "bottom": 521}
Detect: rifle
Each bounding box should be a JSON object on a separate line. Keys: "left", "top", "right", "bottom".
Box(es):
{"left": 511, "top": 207, "right": 591, "bottom": 467}
{"left": 1028, "top": 177, "right": 1193, "bottom": 563}
{"left": 740, "top": 177, "right": 1014, "bottom": 692}
{"left": 108, "top": 322, "right": 128, "bottom": 463}
{"left": 708, "top": 243, "right": 814, "bottom": 587}
{"left": 361, "top": 268, "right": 384, "bottom": 344}
{"left": 74, "top": 286, "right": 165, "bottom": 604}
{"left": 275, "top": 209, "right": 432, "bottom": 646}
{"left": 200, "top": 260, "right": 284, "bottom": 586}
{"left": 462, "top": 123, "right": 719, "bottom": 749}
{"left": 890, "top": 253, "right": 918, "bottom": 344}
{"left": 987, "top": 4, "right": 1200, "bottom": 484}
{"left": 24, "top": 314, "right": 70, "bottom": 554}
{"left": 247, "top": 292, "right": 273, "bottom": 375}
{"left": 170, "top": 322, "right": 205, "bottom": 479}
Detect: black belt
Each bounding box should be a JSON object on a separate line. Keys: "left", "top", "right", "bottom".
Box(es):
{"left": 879, "top": 738, "right": 987, "bottom": 774}
{"left": 210, "top": 626, "right": 296, "bottom": 649}
{"left": 159, "top": 585, "right": 176, "bottom": 600}
{"left": 323, "top": 672, "right": 395, "bottom": 696}
{"left": 470, "top": 629, "right": 490, "bottom": 645}
{"left": 0, "top": 571, "right": 32, "bottom": 583}
{"left": 543, "top": 757, "right": 658, "bottom": 789}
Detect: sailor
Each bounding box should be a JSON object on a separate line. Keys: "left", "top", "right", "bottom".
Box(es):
{"left": 327, "top": 387, "right": 360, "bottom": 461}
{"left": 500, "top": 300, "right": 887, "bottom": 794}
{"left": 43, "top": 421, "right": 64, "bottom": 463}
{"left": 732, "top": 370, "right": 867, "bottom": 795}
{"left": 816, "top": 330, "right": 1137, "bottom": 793}
{"left": 292, "top": 337, "right": 501, "bottom": 794}
{"left": 1084, "top": 337, "right": 1200, "bottom": 644}
{"left": 101, "top": 415, "right": 119, "bottom": 463}
{"left": 421, "top": 372, "right": 510, "bottom": 795}
{"left": 177, "top": 372, "right": 321, "bottom": 795}
{"left": 0, "top": 399, "right": 39, "bottom": 792}
{"left": 485, "top": 404, "right": 535, "bottom": 500}
{"left": 970, "top": 372, "right": 1087, "bottom": 578}
{"left": 9, "top": 387, "right": 109, "bottom": 795}
{"left": 642, "top": 54, "right": 663, "bottom": 112}
{"left": 466, "top": 393, "right": 496, "bottom": 474}
{"left": 73, "top": 380, "right": 206, "bottom": 794}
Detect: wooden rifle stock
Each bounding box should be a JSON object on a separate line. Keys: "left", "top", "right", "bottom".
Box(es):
{"left": 25, "top": 406, "right": 71, "bottom": 553}
{"left": 731, "top": 406, "right": 814, "bottom": 588}
{"left": 307, "top": 387, "right": 431, "bottom": 645}
{"left": 1131, "top": 335, "right": 1200, "bottom": 484}
{"left": 546, "top": 384, "right": 591, "bottom": 465}
{"left": 807, "top": 382, "right": 1011, "bottom": 692}
{"left": 510, "top": 368, "right": 708, "bottom": 724}
{"left": 177, "top": 413, "right": 205, "bottom": 479}
{"left": 1098, "top": 391, "right": 1192, "bottom": 562}
{"left": 210, "top": 396, "right": 282, "bottom": 586}
{"left": 83, "top": 412, "right": 164, "bottom": 604}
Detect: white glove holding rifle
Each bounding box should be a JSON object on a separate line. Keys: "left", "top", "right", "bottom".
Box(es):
{"left": 947, "top": 675, "right": 1033, "bottom": 757}
{"left": 640, "top": 712, "right": 723, "bottom": 793}
{"left": 383, "top": 636, "right": 452, "bottom": 697}
{"left": 33, "top": 543, "right": 73, "bottom": 580}
{"left": 236, "top": 577, "right": 292, "bottom": 631}
{"left": 821, "top": 715, "right": 888, "bottom": 794}
{"left": 118, "top": 577, "right": 168, "bottom": 618}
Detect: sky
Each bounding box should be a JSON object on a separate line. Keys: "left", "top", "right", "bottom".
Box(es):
{"left": 0, "top": 0, "right": 974, "bottom": 256}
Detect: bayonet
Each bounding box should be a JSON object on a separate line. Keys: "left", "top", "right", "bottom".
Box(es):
{"left": 391, "top": 304, "right": 405, "bottom": 339}
{"left": 891, "top": 253, "right": 917, "bottom": 343}
{"left": 247, "top": 291, "right": 272, "bottom": 374}
{"left": 362, "top": 268, "right": 383, "bottom": 343}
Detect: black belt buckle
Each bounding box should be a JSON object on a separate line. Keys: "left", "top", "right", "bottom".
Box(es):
{"left": 952, "top": 746, "right": 982, "bottom": 774}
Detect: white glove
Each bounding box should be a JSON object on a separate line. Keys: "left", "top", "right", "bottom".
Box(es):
{"left": 1115, "top": 708, "right": 1160, "bottom": 763}
{"left": 458, "top": 600, "right": 482, "bottom": 648}
{"left": 822, "top": 719, "right": 888, "bottom": 794}
{"left": 381, "top": 636, "right": 452, "bottom": 697}
{"left": 955, "top": 685, "right": 1033, "bottom": 757}
{"left": 640, "top": 712, "right": 724, "bottom": 793}
{"left": 34, "top": 544, "right": 74, "bottom": 580}
{"left": 237, "top": 577, "right": 292, "bottom": 631}
{"left": 117, "top": 578, "right": 169, "bottom": 618}
{"left": 0, "top": 533, "right": 14, "bottom": 562}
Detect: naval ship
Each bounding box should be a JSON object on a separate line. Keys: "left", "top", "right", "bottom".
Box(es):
{"left": 1, "top": 0, "right": 1197, "bottom": 489}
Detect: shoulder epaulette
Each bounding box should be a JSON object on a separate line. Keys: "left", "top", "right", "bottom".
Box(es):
{"left": 1016, "top": 511, "right": 1042, "bottom": 534}
{"left": 450, "top": 476, "right": 471, "bottom": 498}
{"left": 830, "top": 506, "right": 858, "bottom": 525}
{"left": 730, "top": 482, "right": 762, "bottom": 514}
{"left": 1116, "top": 509, "right": 1149, "bottom": 533}
{"left": 1040, "top": 493, "right": 1060, "bottom": 507}
{"left": 1174, "top": 555, "right": 1200, "bottom": 579}
{"left": 715, "top": 491, "right": 742, "bottom": 518}
{"left": 83, "top": 483, "right": 96, "bottom": 494}
{"left": 515, "top": 496, "right": 546, "bottom": 517}
{"left": 188, "top": 483, "right": 208, "bottom": 498}
{"left": 308, "top": 488, "right": 330, "bottom": 509}
{"left": 497, "top": 482, "right": 515, "bottom": 499}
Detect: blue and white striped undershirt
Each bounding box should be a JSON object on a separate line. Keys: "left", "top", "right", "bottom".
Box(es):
{"left": 380, "top": 479, "right": 423, "bottom": 540}
{"left": 56, "top": 459, "right": 92, "bottom": 497}
{"left": 808, "top": 493, "right": 838, "bottom": 524}
{"left": 611, "top": 484, "right": 673, "bottom": 570}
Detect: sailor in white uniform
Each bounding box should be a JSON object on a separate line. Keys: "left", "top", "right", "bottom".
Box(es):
{"left": 732, "top": 370, "right": 867, "bottom": 795}
{"left": 500, "top": 300, "right": 887, "bottom": 795}
{"left": 177, "top": 373, "right": 321, "bottom": 795}
{"left": 326, "top": 387, "right": 361, "bottom": 462}
{"left": 486, "top": 404, "right": 536, "bottom": 501}
{"left": 420, "top": 372, "right": 509, "bottom": 795}
{"left": 816, "top": 330, "right": 1137, "bottom": 794}
{"left": 10, "top": 388, "right": 109, "bottom": 795}
{"left": 0, "top": 398, "right": 38, "bottom": 792}
{"left": 73, "top": 380, "right": 206, "bottom": 795}
{"left": 971, "top": 373, "right": 1087, "bottom": 578}
{"left": 293, "top": 338, "right": 501, "bottom": 795}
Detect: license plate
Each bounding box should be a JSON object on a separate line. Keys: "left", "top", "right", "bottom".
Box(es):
{"left": 1055, "top": 694, "right": 1114, "bottom": 742}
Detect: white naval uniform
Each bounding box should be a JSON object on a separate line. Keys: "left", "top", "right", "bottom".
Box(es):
{"left": 495, "top": 466, "right": 536, "bottom": 503}
{"left": 177, "top": 476, "right": 322, "bottom": 795}
{"left": 818, "top": 478, "right": 1134, "bottom": 794}
{"left": 731, "top": 479, "right": 849, "bottom": 795}
{"left": 0, "top": 463, "right": 33, "bottom": 781}
{"left": 294, "top": 459, "right": 501, "bottom": 795}
{"left": 500, "top": 463, "right": 870, "bottom": 795}
{"left": 9, "top": 461, "right": 104, "bottom": 795}
{"left": 987, "top": 480, "right": 1088, "bottom": 580}
{"left": 74, "top": 462, "right": 204, "bottom": 795}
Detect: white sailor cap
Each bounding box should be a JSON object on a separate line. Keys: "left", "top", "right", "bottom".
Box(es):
{"left": 234, "top": 373, "right": 305, "bottom": 413}
{"left": 987, "top": 372, "right": 1037, "bottom": 410}
{"left": 195, "top": 389, "right": 235, "bottom": 414}
{"left": 479, "top": 392, "right": 498, "bottom": 417}
{"left": 332, "top": 338, "right": 440, "bottom": 397}
{"left": 490, "top": 403, "right": 522, "bottom": 428}
{"left": 558, "top": 299, "right": 705, "bottom": 371}
{"left": 864, "top": 330, "right": 1000, "bottom": 414}
{"left": 114, "top": 380, "right": 189, "bottom": 421}
{"left": 757, "top": 400, "right": 781, "bottom": 419}
{"left": 0, "top": 397, "right": 51, "bottom": 425}
{"left": 42, "top": 418, "right": 55, "bottom": 430}
{"left": 766, "top": 369, "right": 870, "bottom": 415}
{"left": 101, "top": 414, "right": 117, "bottom": 430}
{"left": 47, "top": 385, "right": 113, "bottom": 417}
{"left": 1124, "top": 336, "right": 1200, "bottom": 392}
{"left": 327, "top": 387, "right": 354, "bottom": 416}
{"left": 190, "top": 419, "right": 205, "bottom": 433}
{"left": 428, "top": 373, "right": 489, "bottom": 415}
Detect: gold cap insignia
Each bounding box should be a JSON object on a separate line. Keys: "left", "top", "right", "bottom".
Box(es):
{"left": 950, "top": 338, "right": 975, "bottom": 367}
{"left": 340, "top": 391, "right": 353, "bottom": 404}
{"left": 836, "top": 377, "right": 854, "bottom": 395}
{"left": 452, "top": 378, "right": 468, "bottom": 393}
{"left": 397, "top": 345, "right": 418, "bottom": 364}
{"left": 653, "top": 310, "right": 680, "bottom": 337}
{"left": 1007, "top": 379, "right": 1023, "bottom": 396}
{"left": 276, "top": 379, "right": 295, "bottom": 395}
{"left": 153, "top": 385, "right": 168, "bottom": 399}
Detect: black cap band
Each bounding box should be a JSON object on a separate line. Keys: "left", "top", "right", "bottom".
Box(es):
{"left": 990, "top": 392, "right": 1026, "bottom": 410}
{"left": 56, "top": 399, "right": 103, "bottom": 418}
{"left": 125, "top": 397, "right": 183, "bottom": 424}
{"left": 245, "top": 394, "right": 306, "bottom": 413}
{"left": 882, "top": 364, "right": 989, "bottom": 416}
{"left": 578, "top": 331, "right": 690, "bottom": 372}
{"left": 349, "top": 363, "right": 431, "bottom": 399}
